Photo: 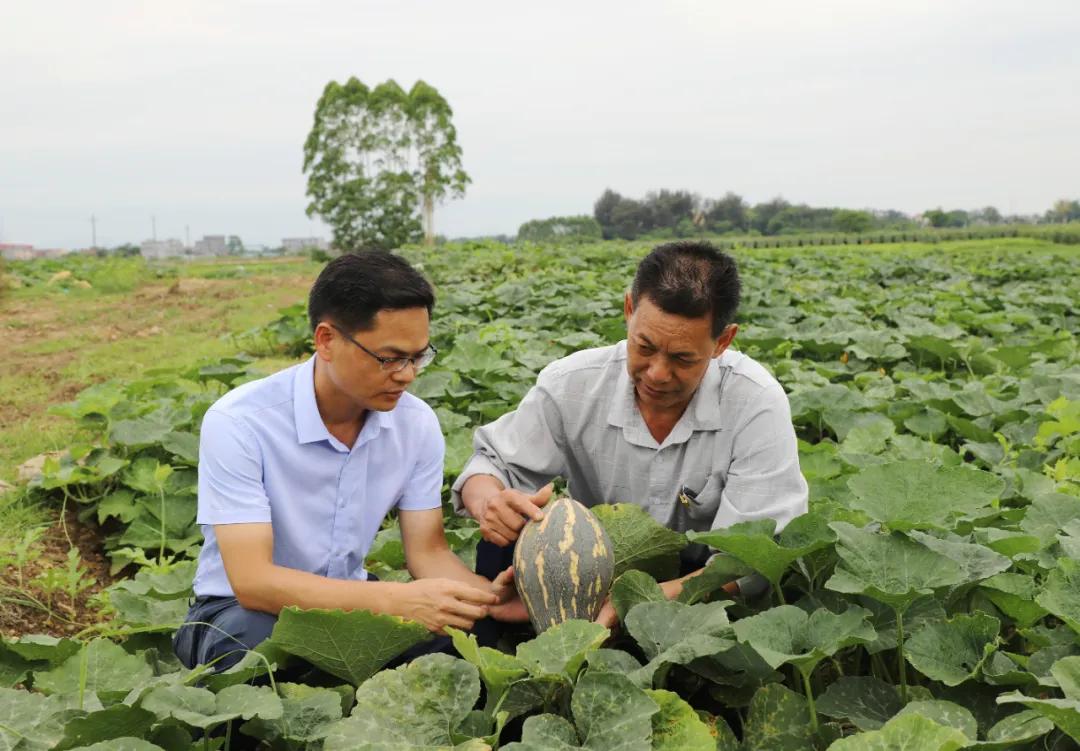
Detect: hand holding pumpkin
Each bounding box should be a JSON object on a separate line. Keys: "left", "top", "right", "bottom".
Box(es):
{"left": 488, "top": 565, "right": 530, "bottom": 622}
{"left": 475, "top": 483, "right": 554, "bottom": 546}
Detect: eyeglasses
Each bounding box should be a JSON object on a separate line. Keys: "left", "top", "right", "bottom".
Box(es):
{"left": 330, "top": 324, "right": 438, "bottom": 373}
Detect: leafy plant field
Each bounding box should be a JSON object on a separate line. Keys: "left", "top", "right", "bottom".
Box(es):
{"left": 2, "top": 237, "right": 1079, "bottom": 749}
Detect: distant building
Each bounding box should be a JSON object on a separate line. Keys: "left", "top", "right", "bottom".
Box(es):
{"left": 33, "top": 248, "right": 65, "bottom": 259}
{"left": 141, "top": 238, "right": 185, "bottom": 260}
{"left": 192, "top": 235, "right": 227, "bottom": 256}
{"left": 0, "top": 243, "right": 34, "bottom": 261}
{"left": 282, "top": 237, "right": 329, "bottom": 253}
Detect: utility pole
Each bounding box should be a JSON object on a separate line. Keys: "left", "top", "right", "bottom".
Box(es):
{"left": 152, "top": 215, "right": 157, "bottom": 241}
{"left": 90, "top": 214, "right": 97, "bottom": 249}
{"left": 185, "top": 224, "right": 190, "bottom": 248}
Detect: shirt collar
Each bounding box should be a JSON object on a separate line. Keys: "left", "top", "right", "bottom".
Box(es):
{"left": 293, "top": 355, "right": 395, "bottom": 448}
{"left": 606, "top": 341, "right": 725, "bottom": 442}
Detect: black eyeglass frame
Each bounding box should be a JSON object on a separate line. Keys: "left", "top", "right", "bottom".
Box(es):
{"left": 330, "top": 323, "right": 438, "bottom": 373}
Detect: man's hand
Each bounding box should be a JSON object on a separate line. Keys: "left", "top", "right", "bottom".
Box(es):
{"left": 594, "top": 596, "right": 618, "bottom": 630}
{"left": 398, "top": 578, "right": 499, "bottom": 635}
{"left": 475, "top": 484, "right": 554, "bottom": 546}
{"left": 489, "top": 566, "right": 530, "bottom": 622}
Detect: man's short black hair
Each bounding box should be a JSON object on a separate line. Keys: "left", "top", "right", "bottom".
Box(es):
{"left": 308, "top": 251, "right": 435, "bottom": 333}
{"left": 630, "top": 240, "right": 741, "bottom": 338}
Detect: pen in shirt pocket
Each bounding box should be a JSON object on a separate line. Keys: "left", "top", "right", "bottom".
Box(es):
{"left": 677, "top": 486, "right": 701, "bottom": 507}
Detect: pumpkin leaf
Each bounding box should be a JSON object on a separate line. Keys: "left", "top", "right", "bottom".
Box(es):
{"left": 741, "top": 683, "right": 814, "bottom": 751}
{"left": 733, "top": 605, "right": 876, "bottom": 676}
{"left": 816, "top": 676, "right": 902, "bottom": 731}
{"left": 264, "top": 607, "right": 432, "bottom": 685}
{"left": 322, "top": 654, "right": 480, "bottom": 751}
{"left": 591, "top": 504, "right": 686, "bottom": 579}
{"left": 516, "top": 620, "right": 610, "bottom": 680}
{"left": 1036, "top": 558, "right": 1080, "bottom": 635}
{"left": 904, "top": 613, "right": 1000, "bottom": 686}
{"left": 33, "top": 638, "right": 154, "bottom": 703}
{"left": 239, "top": 682, "right": 344, "bottom": 745}
{"left": 624, "top": 601, "right": 734, "bottom": 687}
{"left": 645, "top": 689, "right": 715, "bottom": 750}
{"left": 609, "top": 570, "right": 664, "bottom": 623}
{"left": 687, "top": 512, "right": 835, "bottom": 588}
{"left": 826, "top": 713, "right": 970, "bottom": 750}
{"left": 846, "top": 460, "right": 1003, "bottom": 531}
{"left": 825, "top": 522, "right": 966, "bottom": 612}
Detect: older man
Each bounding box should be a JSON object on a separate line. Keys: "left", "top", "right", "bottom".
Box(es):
{"left": 453, "top": 240, "right": 808, "bottom": 628}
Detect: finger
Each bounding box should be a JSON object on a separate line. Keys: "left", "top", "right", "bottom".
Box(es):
{"left": 486, "top": 511, "right": 523, "bottom": 542}
{"left": 722, "top": 579, "right": 740, "bottom": 595}
{"left": 443, "top": 599, "right": 490, "bottom": 622}
{"left": 447, "top": 584, "right": 500, "bottom": 606}
{"left": 492, "top": 566, "right": 515, "bottom": 588}
{"left": 531, "top": 483, "right": 555, "bottom": 508}
{"left": 495, "top": 501, "right": 531, "bottom": 531}
{"left": 442, "top": 615, "right": 478, "bottom": 632}
{"left": 507, "top": 494, "right": 544, "bottom": 522}
{"left": 484, "top": 528, "right": 513, "bottom": 547}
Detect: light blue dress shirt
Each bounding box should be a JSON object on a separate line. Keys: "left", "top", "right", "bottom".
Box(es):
{"left": 192, "top": 355, "right": 444, "bottom": 598}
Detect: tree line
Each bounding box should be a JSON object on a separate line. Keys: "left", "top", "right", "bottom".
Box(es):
{"left": 572, "top": 189, "right": 1080, "bottom": 242}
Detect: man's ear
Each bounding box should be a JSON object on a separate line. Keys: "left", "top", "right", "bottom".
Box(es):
{"left": 712, "top": 323, "right": 738, "bottom": 358}
{"left": 623, "top": 291, "right": 634, "bottom": 323}
{"left": 313, "top": 322, "right": 335, "bottom": 360}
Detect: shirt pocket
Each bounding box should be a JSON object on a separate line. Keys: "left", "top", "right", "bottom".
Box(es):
{"left": 679, "top": 474, "right": 725, "bottom": 526}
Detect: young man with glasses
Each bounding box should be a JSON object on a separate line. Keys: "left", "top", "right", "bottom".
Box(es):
{"left": 174, "top": 252, "right": 519, "bottom": 671}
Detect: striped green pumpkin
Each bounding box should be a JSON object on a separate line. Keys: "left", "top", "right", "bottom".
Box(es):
{"left": 513, "top": 496, "right": 615, "bottom": 633}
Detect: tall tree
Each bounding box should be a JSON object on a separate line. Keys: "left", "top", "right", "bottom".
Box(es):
{"left": 303, "top": 77, "right": 469, "bottom": 251}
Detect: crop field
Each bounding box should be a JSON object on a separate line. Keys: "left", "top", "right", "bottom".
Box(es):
{"left": 1, "top": 237, "right": 1079, "bottom": 749}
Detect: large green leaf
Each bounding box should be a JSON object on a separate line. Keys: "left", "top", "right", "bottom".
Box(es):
{"left": 609, "top": 570, "right": 665, "bottom": 623}
{"left": 905, "top": 531, "right": 1012, "bottom": 587}
{"left": 64, "top": 740, "right": 165, "bottom": 751}
{"left": 892, "top": 700, "right": 977, "bottom": 740}
{"left": 687, "top": 512, "right": 835, "bottom": 587}
{"left": 623, "top": 601, "right": 734, "bottom": 687}
{"left": 33, "top": 639, "right": 154, "bottom": 704}
{"left": 645, "top": 689, "right": 714, "bottom": 750}
{"left": 971, "top": 710, "right": 1054, "bottom": 749}
{"left": 447, "top": 627, "right": 527, "bottom": 709}
{"left": 816, "top": 676, "right": 902, "bottom": 731}
{"left": 573, "top": 671, "right": 658, "bottom": 751}
{"left": 846, "top": 460, "right": 1003, "bottom": 531}
{"left": 264, "top": 607, "right": 432, "bottom": 685}
{"left": 239, "top": 682, "right": 344, "bottom": 745}
{"left": 1036, "top": 558, "right": 1080, "bottom": 635}
{"left": 825, "top": 523, "right": 966, "bottom": 611}
{"left": 322, "top": 654, "right": 480, "bottom": 750}
{"left": 0, "top": 687, "right": 71, "bottom": 751}
{"left": 52, "top": 705, "right": 156, "bottom": 751}
{"left": 516, "top": 620, "right": 610, "bottom": 679}
{"left": 140, "top": 683, "right": 282, "bottom": 729}
{"left": 826, "top": 712, "right": 970, "bottom": 750}
{"left": 996, "top": 694, "right": 1080, "bottom": 743}
{"left": 591, "top": 504, "right": 687, "bottom": 579}
{"left": 979, "top": 574, "right": 1048, "bottom": 627}
{"left": 733, "top": 605, "right": 875, "bottom": 675}
{"left": 741, "top": 683, "right": 814, "bottom": 751}
{"left": 904, "top": 613, "right": 1000, "bottom": 686}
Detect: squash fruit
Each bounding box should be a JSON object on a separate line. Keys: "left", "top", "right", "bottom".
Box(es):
{"left": 512, "top": 495, "right": 615, "bottom": 632}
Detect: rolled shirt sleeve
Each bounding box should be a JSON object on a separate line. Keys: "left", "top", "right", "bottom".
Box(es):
{"left": 712, "top": 383, "right": 808, "bottom": 533}
{"left": 196, "top": 408, "right": 272, "bottom": 525}
{"left": 451, "top": 381, "right": 569, "bottom": 515}
{"left": 398, "top": 409, "right": 446, "bottom": 512}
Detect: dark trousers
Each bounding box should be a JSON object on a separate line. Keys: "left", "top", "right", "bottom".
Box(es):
{"left": 173, "top": 573, "right": 451, "bottom": 672}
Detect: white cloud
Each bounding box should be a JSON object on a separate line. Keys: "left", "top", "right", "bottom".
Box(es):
{"left": 1, "top": 0, "right": 1078, "bottom": 246}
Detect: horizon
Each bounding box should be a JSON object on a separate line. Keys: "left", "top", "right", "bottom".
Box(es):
{"left": 2, "top": 1, "right": 1078, "bottom": 249}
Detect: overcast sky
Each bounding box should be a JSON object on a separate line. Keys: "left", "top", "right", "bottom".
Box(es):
{"left": 2, "top": 1, "right": 1078, "bottom": 249}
